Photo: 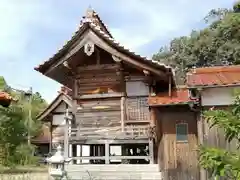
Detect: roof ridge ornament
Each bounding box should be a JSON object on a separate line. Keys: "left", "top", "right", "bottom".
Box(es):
{"left": 86, "top": 6, "right": 94, "bottom": 19}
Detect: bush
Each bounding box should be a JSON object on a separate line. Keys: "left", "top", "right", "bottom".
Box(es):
{"left": 13, "top": 144, "right": 39, "bottom": 165}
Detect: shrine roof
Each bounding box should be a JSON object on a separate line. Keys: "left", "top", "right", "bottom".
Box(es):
{"left": 34, "top": 8, "right": 172, "bottom": 76}
{"left": 36, "top": 87, "right": 72, "bottom": 121}
{"left": 31, "top": 124, "right": 50, "bottom": 144}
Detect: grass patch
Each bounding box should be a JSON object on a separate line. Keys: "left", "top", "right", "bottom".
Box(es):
{"left": 0, "top": 165, "right": 48, "bottom": 174}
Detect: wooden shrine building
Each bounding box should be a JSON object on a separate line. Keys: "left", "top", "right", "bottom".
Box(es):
{"left": 35, "top": 8, "right": 176, "bottom": 166}
{"left": 34, "top": 8, "right": 240, "bottom": 180}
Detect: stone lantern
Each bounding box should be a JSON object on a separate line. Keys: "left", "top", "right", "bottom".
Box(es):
{"left": 46, "top": 145, "right": 71, "bottom": 179}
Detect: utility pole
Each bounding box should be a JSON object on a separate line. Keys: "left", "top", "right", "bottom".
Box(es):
{"left": 26, "top": 87, "right": 33, "bottom": 145}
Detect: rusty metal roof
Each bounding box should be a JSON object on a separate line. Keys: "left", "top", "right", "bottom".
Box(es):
{"left": 187, "top": 65, "right": 240, "bottom": 87}
{"left": 148, "top": 88, "right": 197, "bottom": 106}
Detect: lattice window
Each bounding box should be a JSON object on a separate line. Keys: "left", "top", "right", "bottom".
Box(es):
{"left": 126, "top": 97, "right": 149, "bottom": 122}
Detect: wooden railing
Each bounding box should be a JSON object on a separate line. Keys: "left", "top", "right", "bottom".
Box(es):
{"left": 70, "top": 125, "right": 150, "bottom": 140}
{"left": 71, "top": 155, "right": 149, "bottom": 161}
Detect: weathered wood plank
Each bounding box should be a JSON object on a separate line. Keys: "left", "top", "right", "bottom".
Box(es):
{"left": 76, "top": 63, "right": 121, "bottom": 95}
{"left": 77, "top": 64, "right": 119, "bottom": 72}
{"left": 77, "top": 93, "right": 123, "bottom": 99}
{"left": 70, "top": 139, "right": 149, "bottom": 144}
{"left": 64, "top": 108, "right": 69, "bottom": 158}
{"left": 121, "top": 96, "right": 125, "bottom": 132}
{"left": 70, "top": 125, "right": 150, "bottom": 141}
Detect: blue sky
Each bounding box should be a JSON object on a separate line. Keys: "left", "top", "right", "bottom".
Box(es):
{"left": 0, "top": 0, "right": 236, "bottom": 102}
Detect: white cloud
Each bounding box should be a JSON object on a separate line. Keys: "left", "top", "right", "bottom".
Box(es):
{"left": 110, "top": 28, "right": 151, "bottom": 51}
{"left": 106, "top": 0, "right": 236, "bottom": 52}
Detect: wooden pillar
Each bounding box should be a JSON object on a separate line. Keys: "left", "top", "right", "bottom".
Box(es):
{"left": 149, "top": 107, "right": 156, "bottom": 164}
{"left": 149, "top": 107, "right": 157, "bottom": 126}
{"left": 118, "top": 62, "right": 126, "bottom": 132}
{"left": 149, "top": 139, "right": 154, "bottom": 164}
{"left": 197, "top": 111, "right": 204, "bottom": 145}
{"left": 168, "top": 75, "right": 172, "bottom": 97}
{"left": 197, "top": 111, "right": 207, "bottom": 180}
{"left": 64, "top": 107, "right": 69, "bottom": 158}
{"left": 105, "top": 141, "right": 110, "bottom": 164}
{"left": 72, "top": 79, "right": 78, "bottom": 116}
{"left": 49, "top": 119, "right": 53, "bottom": 153}
{"left": 121, "top": 96, "right": 125, "bottom": 132}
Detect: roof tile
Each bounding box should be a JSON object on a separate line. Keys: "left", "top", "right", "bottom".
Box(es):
{"left": 0, "top": 91, "right": 12, "bottom": 100}
{"left": 148, "top": 88, "right": 197, "bottom": 106}
{"left": 187, "top": 65, "right": 240, "bottom": 87}
{"left": 31, "top": 124, "right": 50, "bottom": 144}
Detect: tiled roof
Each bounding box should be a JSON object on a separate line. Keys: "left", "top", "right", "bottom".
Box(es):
{"left": 36, "top": 91, "right": 72, "bottom": 121}
{"left": 31, "top": 124, "right": 50, "bottom": 144}
{"left": 148, "top": 88, "right": 197, "bottom": 106}
{"left": 58, "top": 86, "right": 72, "bottom": 97}
{"left": 0, "top": 91, "right": 12, "bottom": 100}
{"left": 34, "top": 8, "right": 172, "bottom": 75}
{"left": 187, "top": 65, "right": 240, "bottom": 87}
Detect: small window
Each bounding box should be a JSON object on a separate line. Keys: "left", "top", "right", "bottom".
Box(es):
{"left": 176, "top": 123, "right": 188, "bottom": 142}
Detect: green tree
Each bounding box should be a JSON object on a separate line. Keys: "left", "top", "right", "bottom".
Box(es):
{"left": 0, "top": 77, "right": 48, "bottom": 166}
{"left": 199, "top": 92, "right": 240, "bottom": 179}
{"left": 152, "top": 1, "right": 240, "bottom": 84}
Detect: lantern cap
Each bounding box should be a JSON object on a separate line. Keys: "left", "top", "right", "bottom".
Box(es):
{"left": 46, "top": 145, "right": 65, "bottom": 163}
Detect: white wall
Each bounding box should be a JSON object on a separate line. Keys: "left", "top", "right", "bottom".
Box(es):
{"left": 52, "top": 101, "right": 68, "bottom": 125}
{"left": 52, "top": 114, "right": 65, "bottom": 125}
{"left": 51, "top": 101, "right": 68, "bottom": 146}
{"left": 201, "top": 87, "right": 240, "bottom": 106}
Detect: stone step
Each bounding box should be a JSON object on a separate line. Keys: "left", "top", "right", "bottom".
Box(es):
{"left": 67, "top": 171, "right": 162, "bottom": 180}
{"left": 66, "top": 164, "right": 159, "bottom": 172}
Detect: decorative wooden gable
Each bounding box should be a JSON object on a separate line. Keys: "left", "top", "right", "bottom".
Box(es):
{"left": 34, "top": 8, "right": 174, "bottom": 89}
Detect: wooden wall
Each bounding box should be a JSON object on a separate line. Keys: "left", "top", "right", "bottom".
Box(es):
{"left": 74, "top": 58, "right": 151, "bottom": 125}
{"left": 76, "top": 98, "right": 121, "bottom": 128}
{"left": 52, "top": 125, "right": 64, "bottom": 147}
{"left": 156, "top": 106, "right": 199, "bottom": 180}
{"left": 76, "top": 64, "right": 121, "bottom": 95}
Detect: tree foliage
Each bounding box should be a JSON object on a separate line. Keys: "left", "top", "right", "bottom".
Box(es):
{"left": 152, "top": 1, "right": 240, "bottom": 84}
{"left": 199, "top": 91, "right": 240, "bottom": 179}
{"left": 0, "top": 77, "right": 48, "bottom": 166}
